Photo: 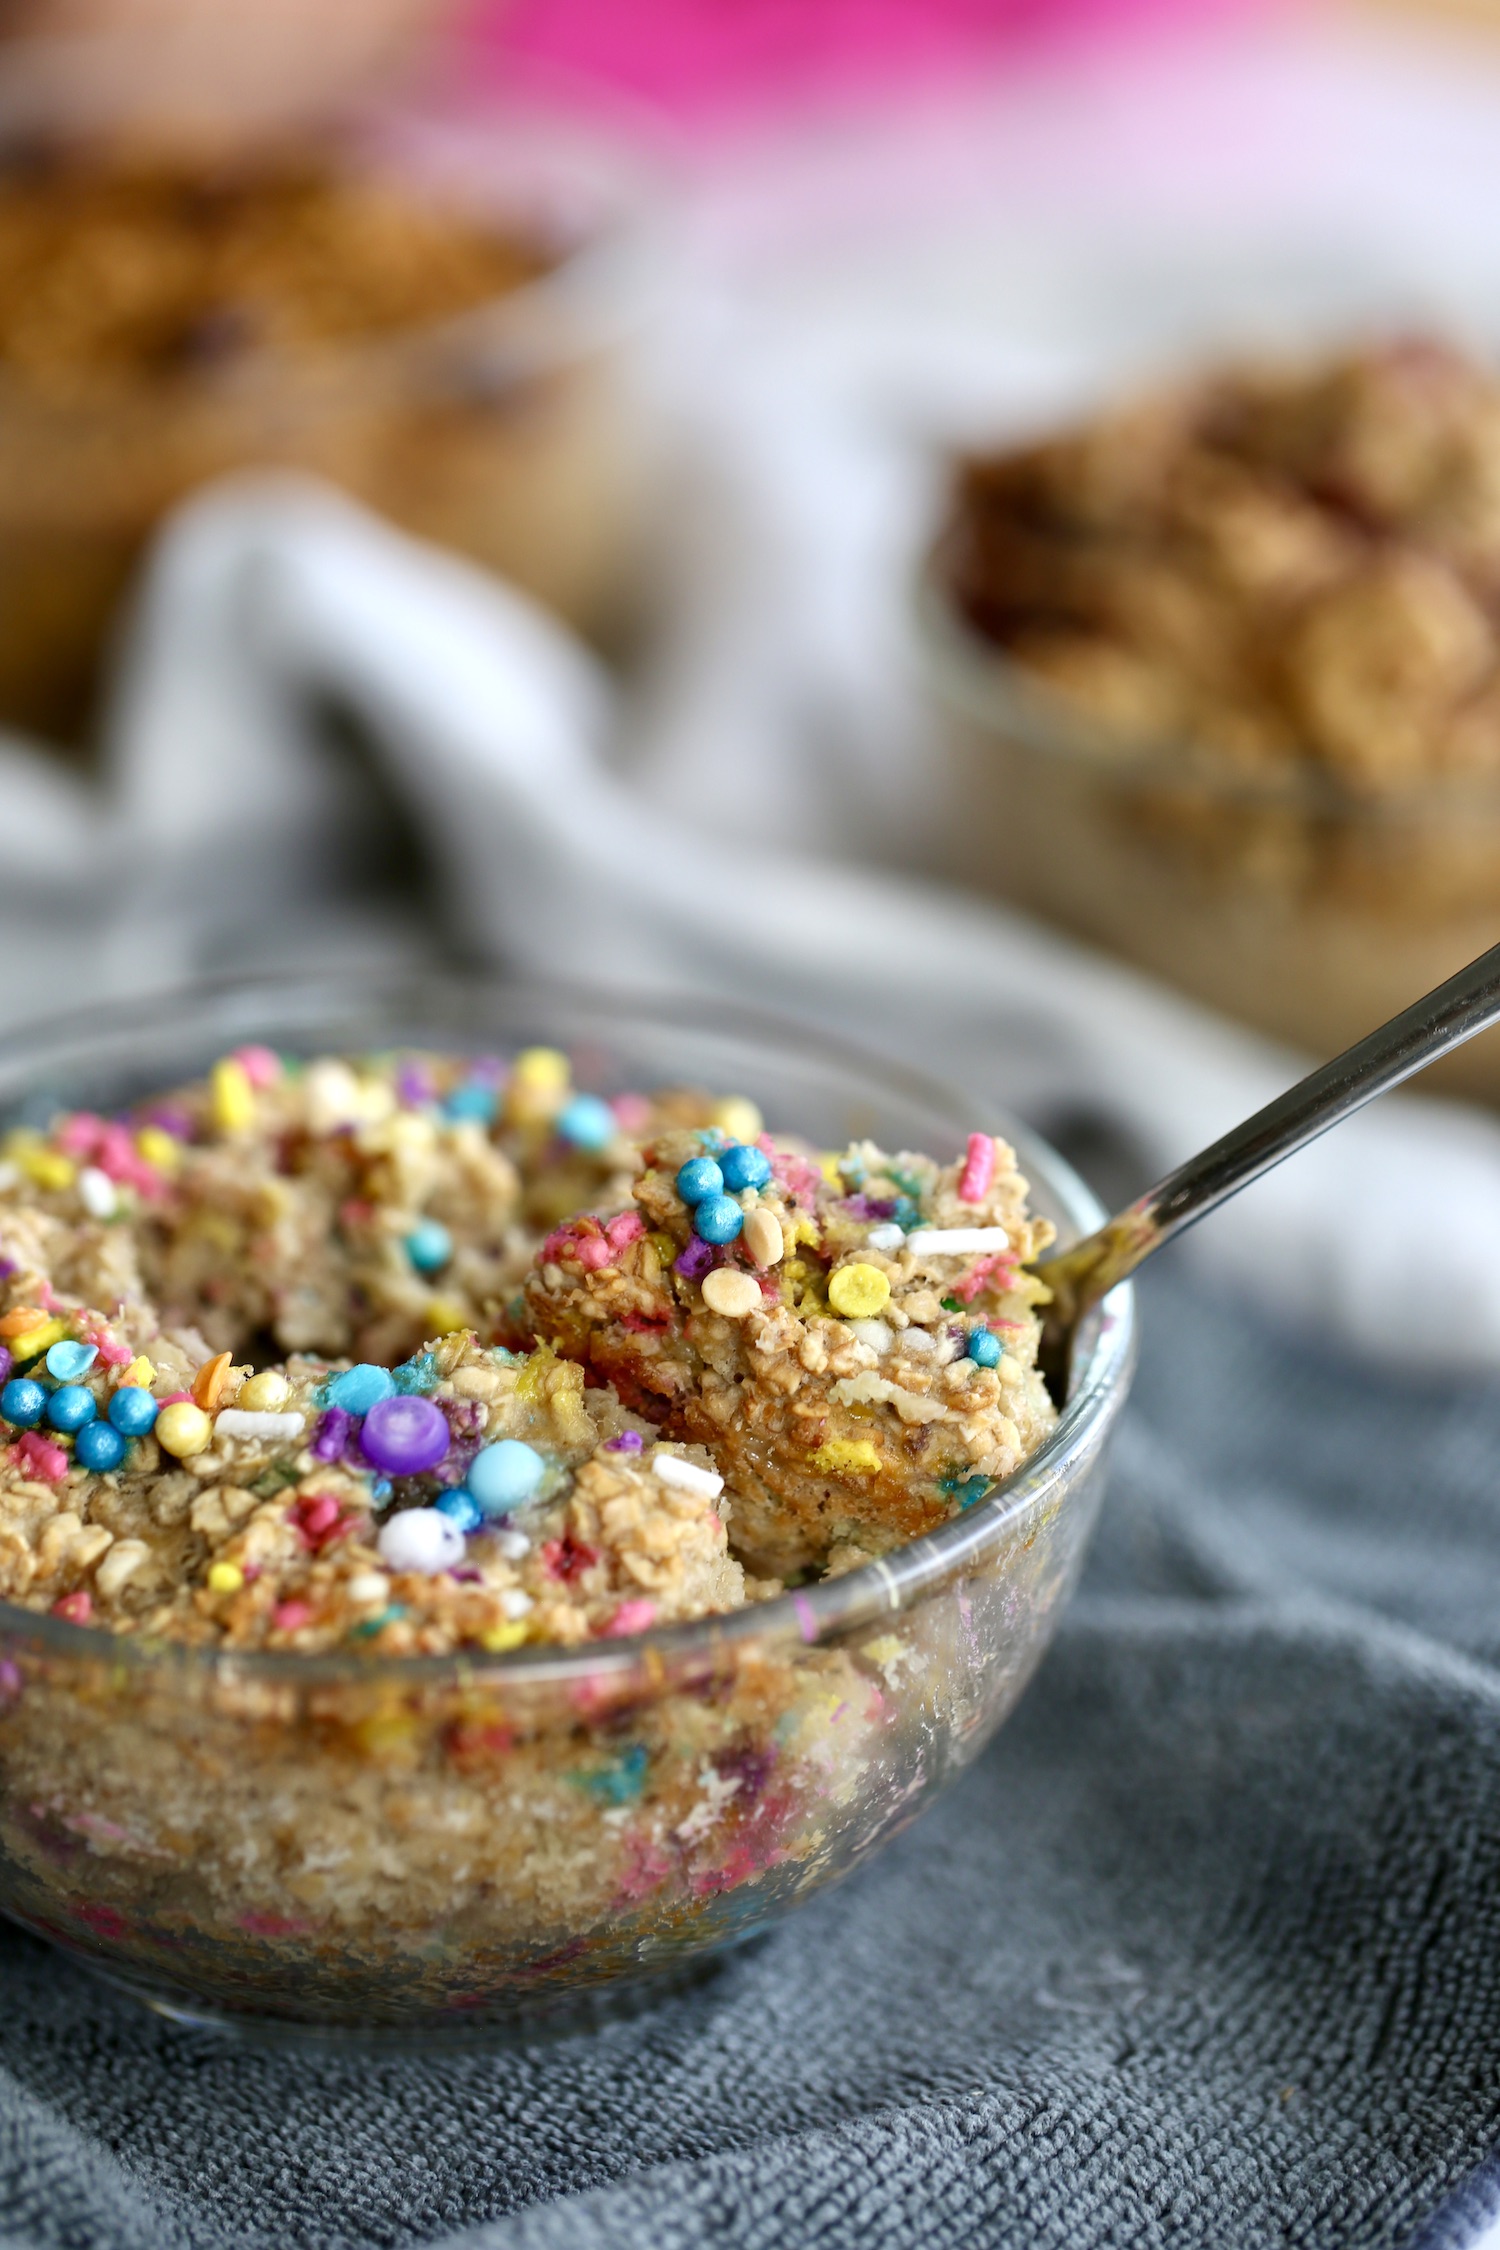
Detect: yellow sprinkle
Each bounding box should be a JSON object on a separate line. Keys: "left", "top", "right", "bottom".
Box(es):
{"left": 5, "top": 1133, "right": 76, "bottom": 1192}
{"left": 479, "top": 1621, "right": 529, "bottom": 1654}
{"left": 828, "top": 1263, "right": 892, "bottom": 1320}
{"left": 513, "top": 1047, "right": 570, "bottom": 1092}
{"left": 424, "top": 1297, "right": 470, "bottom": 1337}
{"left": 818, "top": 1153, "right": 843, "bottom": 1185}
{"left": 120, "top": 1357, "right": 155, "bottom": 1390}
{"left": 238, "top": 1370, "right": 288, "bottom": 1412}
{"left": 712, "top": 1096, "right": 763, "bottom": 1143}
{"left": 210, "top": 1057, "right": 256, "bottom": 1136}
{"left": 206, "top": 1562, "right": 244, "bottom": 1596}
{"left": 135, "top": 1126, "right": 181, "bottom": 1175}
{"left": 156, "top": 1402, "right": 212, "bottom": 1458}
{"left": 353, "top": 1712, "right": 418, "bottom": 1761}
{"left": 811, "top": 1438, "right": 883, "bottom": 1478}
{"left": 6, "top": 1316, "right": 70, "bottom": 1363}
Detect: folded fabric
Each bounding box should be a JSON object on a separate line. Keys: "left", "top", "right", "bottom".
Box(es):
{"left": 0, "top": 476, "right": 1481, "bottom": 1372}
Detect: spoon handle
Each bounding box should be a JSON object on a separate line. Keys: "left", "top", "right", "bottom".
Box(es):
{"left": 1039, "top": 937, "right": 1500, "bottom": 1329}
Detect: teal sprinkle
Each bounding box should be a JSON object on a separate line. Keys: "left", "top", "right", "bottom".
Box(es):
{"left": 573, "top": 1744, "right": 648, "bottom": 1805}
{"left": 891, "top": 1195, "right": 921, "bottom": 1230}
{"left": 392, "top": 1352, "right": 439, "bottom": 1395}
{"left": 942, "top": 1472, "right": 994, "bottom": 1511}
{"left": 351, "top": 1604, "right": 408, "bottom": 1640}
{"left": 696, "top": 1127, "right": 727, "bottom": 1151}
{"left": 885, "top": 1164, "right": 926, "bottom": 1200}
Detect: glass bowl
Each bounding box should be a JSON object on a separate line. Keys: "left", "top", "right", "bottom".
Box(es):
{"left": 919, "top": 565, "right": 1500, "bottom": 1104}
{"left": 0, "top": 52, "right": 664, "bottom": 745}
{"left": 0, "top": 971, "right": 1134, "bottom": 2045}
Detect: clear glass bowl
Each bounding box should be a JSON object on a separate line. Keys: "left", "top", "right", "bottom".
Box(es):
{"left": 920, "top": 568, "right": 1500, "bottom": 1103}
{"left": 0, "top": 971, "right": 1134, "bottom": 2045}
{"left": 0, "top": 54, "right": 664, "bottom": 745}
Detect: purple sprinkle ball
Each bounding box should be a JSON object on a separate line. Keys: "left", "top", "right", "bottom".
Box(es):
{"left": 360, "top": 1394, "right": 450, "bottom": 1477}
{"left": 0, "top": 1347, "right": 11, "bottom": 1388}
{"left": 606, "top": 1430, "right": 644, "bottom": 1454}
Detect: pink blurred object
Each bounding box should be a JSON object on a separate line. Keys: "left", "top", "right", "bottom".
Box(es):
{"left": 470, "top": 0, "right": 1250, "bottom": 119}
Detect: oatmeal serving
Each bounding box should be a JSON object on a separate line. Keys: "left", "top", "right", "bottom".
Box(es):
{"left": 0, "top": 1046, "right": 1056, "bottom": 1647}
{"left": 928, "top": 336, "right": 1500, "bottom": 1098}
{"left": 0, "top": 1033, "right": 1089, "bottom": 2030}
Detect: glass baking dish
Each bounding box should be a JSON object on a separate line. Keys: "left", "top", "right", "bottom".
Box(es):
{"left": 920, "top": 566, "right": 1500, "bottom": 1103}
{"left": 0, "top": 50, "right": 664, "bottom": 745}
{"left": 0, "top": 970, "right": 1134, "bottom": 2044}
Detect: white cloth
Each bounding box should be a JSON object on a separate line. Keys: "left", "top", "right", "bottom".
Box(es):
{"left": 5, "top": 15, "right": 1500, "bottom": 1367}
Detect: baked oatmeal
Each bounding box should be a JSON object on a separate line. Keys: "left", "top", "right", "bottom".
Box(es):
{"left": 0, "top": 141, "right": 643, "bottom": 743}
{"left": 944, "top": 337, "right": 1500, "bottom": 792}
{"left": 930, "top": 337, "right": 1500, "bottom": 1096}
{"left": 0, "top": 1040, "right": 1080, "bottom": 2027}
{"left": 0, "top": 1048, "right": 1055, "bottom": 1641}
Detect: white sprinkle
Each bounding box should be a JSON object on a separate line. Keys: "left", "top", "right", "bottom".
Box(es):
{"left": 347, "top": 1570, "right": 391, "bottom": 1608}
{"left": 701, "top": 1268, "right": 761, "bottom": 1319}
{"left": 905, "top": 1226, "right": 1010, "bottom": 1257}
{"left": 864, "top": 1223, "right": 905, "bottom": 1252}
{"left": 496, "top": 1529, "right": 530, "bottom": 1561}
{"left": 501, "top": 1588, "right": 533, "bottom": 1619}
{"left": 214, "top": 1409, "right": 306, "bottom": 1444}
{"left": 653, "top": 1452, "right": 724, "bottom": 1500}
{"left": 0, "top": 1161, "right": 19, "bottom": 1193}
{"left": 377, "top": 1509, "right": 466, "bottom": 1575}
{"left": 849, "top": 1318, "right": 894, "bottom": 1356}
{"left": 305, "top": 1059, "right": 363, "bottom": 1135}
{"left": 743, "top": 1207, "right": 785, "bottom": 1268}
{"left": 900, "top": 1327, "right": 937, "bottom": 1356}
{"left": 78, "top": 1166, "right": 117, "bottom": 1220}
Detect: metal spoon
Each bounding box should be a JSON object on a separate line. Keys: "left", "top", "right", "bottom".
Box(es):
{"left": 1036, "top": 938, "right": 1500, "bottom": 1396}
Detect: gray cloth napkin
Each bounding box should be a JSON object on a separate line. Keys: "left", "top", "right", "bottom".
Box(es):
{"left": 5, "top": 1251, "right": 1500, "bottom": 2250}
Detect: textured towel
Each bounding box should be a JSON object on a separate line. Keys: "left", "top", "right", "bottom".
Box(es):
{"left": 4, "top": 1252, "right": 1500, "bottom": 2250}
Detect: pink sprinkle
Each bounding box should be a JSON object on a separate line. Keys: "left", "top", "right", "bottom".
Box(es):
{"left": 951, "top": 1256, "right": 1004, "bottom": 1305}
{"left": 16, "top": 1432, "right": 68, "bottom": 1482}
{"left": 158, "top": 1391, "right": 193, "bottom": 1407}
{"left": 959, "top": 1133, "right": 996, "bottom": 1205}
{"left": 765, "top": 1139, "right": 822, "bottom": 1209}
{"left": 90, "top": 1335, "right": 132, "bottom": 1367}
{"left": 94, "top": 1124, "right": 138, "bottom": 1182}
{"left": 55, "top": 1113, "right": 106, "bottom": 1159}
{"left": 52, "top": 1590, "right": 92, "bottom": 1623}
{"left": 233, "top": 1045, "right": 282, "bottom": 1089}
{"left": 76, "top": 1900, "right": 125, "bottom": 1938}
{"left": 793, "top": 1593, "right": 819, "bottom": 1644}
{"left": 300, "top": 1495, "right": 341, "bottom": 1538}
{"left": 606, "top": 1210, "right": 645, "bottom": 1249}
{"left": 272, "top": 1601, "right": 313, "bottom": 1633}
{"left": 575, "top": 1233, "right": 615, "bottom": 1271}
{"left": 611, "top": 1093, "right": 652, "bottom": 1133}
{"left": 238, "top": 1910, "right": 311, "bottom": 1938}
{"left": 604, "top": 1598, "right": 657, "bottom": 1637}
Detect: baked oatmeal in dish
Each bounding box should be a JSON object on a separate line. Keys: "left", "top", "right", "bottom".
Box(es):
{"left": 0, "top": 1024, "right": 1103, "bottom": 2036}
{"left": 0, "top": 1047, "right": 1054, "bottom": 1643}
{"left": 929, "top": 337, "right": 1500, "bottom": 1097}
{"left": 0, "top": 125, "right": 652, "bottom": 744}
